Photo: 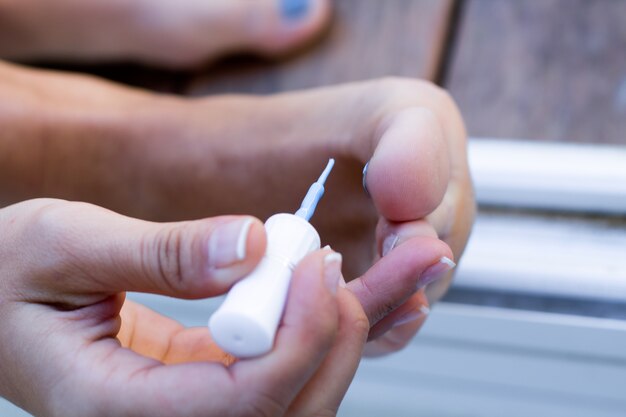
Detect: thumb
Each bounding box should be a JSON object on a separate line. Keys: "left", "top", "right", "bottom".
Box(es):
{"left": 18, "top": 200, "right": 266, "bottom": 300}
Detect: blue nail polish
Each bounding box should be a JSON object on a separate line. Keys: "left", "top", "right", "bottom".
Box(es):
{"left": 281, "top": 0, "right": 309, "bottom": 20}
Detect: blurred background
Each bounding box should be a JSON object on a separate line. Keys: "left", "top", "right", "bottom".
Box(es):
{"left": 2, "top": 0, "right": 626, "bottom": 416}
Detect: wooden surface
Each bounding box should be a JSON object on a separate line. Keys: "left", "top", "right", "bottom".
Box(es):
{"left": 446, "top": 0, "right": 626, "bottom": 144}
{"left": 185, "top": 0, "right": 455, "bottom": 95}
{"left": 68, "top": 0, "right": 626, "bottom": 146}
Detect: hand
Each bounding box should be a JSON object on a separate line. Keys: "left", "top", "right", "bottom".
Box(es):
{"left": 0, "top": 199, "right": 371, "bottom": 417}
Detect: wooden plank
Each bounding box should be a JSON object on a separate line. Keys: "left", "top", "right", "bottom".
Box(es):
{"left": 446, "top": 0, "right": 626, "bottom": 144}
{"left": 186, "top": 0, "right": 455, "bottom": 96}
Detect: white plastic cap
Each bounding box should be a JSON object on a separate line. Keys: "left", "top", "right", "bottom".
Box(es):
{"left": 209, "top": 213, "right": 321, "bottom": 358}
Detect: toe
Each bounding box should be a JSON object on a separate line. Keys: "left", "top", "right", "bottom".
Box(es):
{"left": 236, "top": 0, "right": 333, "bottom": 56}
{"left": 133, "top": 0, "right": 332, "bottom": 67}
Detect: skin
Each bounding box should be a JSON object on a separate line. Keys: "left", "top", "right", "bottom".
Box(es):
{"left": 0, "top": 0, "right": 475, "bottom": 414}
{"left": 0, "top": 0, "right": 332, "bottom": 67}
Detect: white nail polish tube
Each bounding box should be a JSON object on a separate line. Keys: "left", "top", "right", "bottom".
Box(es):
{"left": 209, "top": 213, "right": 320, "bottom": 358}
{"left": 209, "top": 159, "right": 335, "bottom": 358}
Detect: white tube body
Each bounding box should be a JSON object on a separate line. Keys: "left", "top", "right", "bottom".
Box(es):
{"left": 208, "top": 213, "right": 321, "bottom": 358}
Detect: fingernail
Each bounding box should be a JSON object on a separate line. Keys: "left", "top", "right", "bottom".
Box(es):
{"left": 323, "top": 252, "right": 342, "bottom": 294}
{"left": 323, "top": 245, "right": 346, "bottom": 287}
{"left": 418, "top": 257, "right": 456, "bottom": 288}
{"left": 382, "top": 234, "right": 399, "bottom": 257}
{"left": 362, "top": 161, "right": 370, "bottom": 197}
{"left": 281, "top": 0, "right": 310, "bottom": 20}
{"left": 393, "top": 305, "right": 430, "bottom": 328}
{"left": 207, "top": 218, "right": 254, "bottom": 269}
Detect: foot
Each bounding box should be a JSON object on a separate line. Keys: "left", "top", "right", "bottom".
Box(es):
{"left": 31, "top": 75, "right": 473, "bottom": 303}
{"left": 146, "top": 78, "right": 473, "bottom": 294}
{"left": 140, "top": 77, "right": 474, "bottom": 355}
{"left": 2, "top": 65, "right": 474, "bottom": 354}
{"left": 0, "top": 0, "right": 331, "bottom": 67}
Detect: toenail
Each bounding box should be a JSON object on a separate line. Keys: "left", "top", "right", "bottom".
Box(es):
{"left": 362, "top": 161, "right": 371, "bottom": 197}
{"left": 281, "top": 0, "right": 310, "bottom": 20}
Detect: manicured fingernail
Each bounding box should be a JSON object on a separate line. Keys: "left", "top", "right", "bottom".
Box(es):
{"left": 382, "top": 234, "right": 399, "bottom": 257}
{"left": 281, "top": 0, "right": 310, "bottom": 20}
{"left": 418, "top": 257, "right": 456, "bottom": 288}
{"left": 393, "top": 305, "right": 430, "bottom": 328}
{"left": 323, "top": 252, "right": 342, "bottom": 294}
{"left": 323, "top": 245, "right": 346, "bottom": 287}
{"left": 362, "top": 161, "right": 370, "bottom": 197}
{"left": 207, "top": 218, "right": 254, "bottom": 269}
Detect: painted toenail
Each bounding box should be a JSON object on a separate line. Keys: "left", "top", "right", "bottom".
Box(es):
{"left": 281, "top": 0, "right": 310, "bottom": 20}
{"left": 362, "top": 161, "right": 370, "bottom": 197}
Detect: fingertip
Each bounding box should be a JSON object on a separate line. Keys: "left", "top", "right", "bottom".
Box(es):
{"left": 291, "top": 248, "right": 341, "bottom": 300}
{"left": 201, "top": 216, "right": 267, "bottom": 294}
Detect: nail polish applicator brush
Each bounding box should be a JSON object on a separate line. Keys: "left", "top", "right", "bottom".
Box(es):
{"left": 209, "top": 159, "right": 335, "bottom": 358}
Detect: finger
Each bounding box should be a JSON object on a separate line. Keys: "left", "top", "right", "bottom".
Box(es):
{"left": 19, "top": 200, "right": 266, "bottom": 301}
{"left": 364, "top": 107, "right": 450, "bottom": 222}
{"left": 366, "top": 289, "right": 429, "bottom": 342}
{"left": 347, "top": 236, "right": 453, "bottom": 327}
{"left": 227, "top": 249, "right": 342, "bottom": 416}
{"left": 364, "top": 312, "right": 429, "bottom": 357}
{"left": 118, "top": 301, "right": 232, "bottom": 365}
{"left": 375, "top": 217, "right": 457, "bottom": 305}
{"left": 288, "top": 288, "right": 369, "bottom": 415}
{"left": 364, "top": 290, "right": 429, "bottom": 357}
{"left": 103, "top": 249, "right": 342, "bottom": 417}
{"left": 376, "top": 218, "right": 438, "bottom": 258}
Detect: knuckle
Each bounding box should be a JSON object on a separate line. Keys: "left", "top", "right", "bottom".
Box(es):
{"left": 24, "top": 200, "right": 92, "bottom": 255}
{"left": 356, "top": 278, "right": 398, "bottom": 325}
{"left": 349, "top": 309, "right": 371, "bottom": 342}
{"left": 374, "top": 301, "right": 398, "bottom": 325}
{"left": 312, "top": 408, "right": 338, "bottom": 417}
{"left": 376, "top": 77, "right": 440, "bottom": 99}
{"left": 143, "top": 224, "right": 186, "bottom": 293}
{"left": 27, "top": 200, "right": 73, "bottom": 236}
{"left": 375, "top": 77, "right": 460, "bottom": 122}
